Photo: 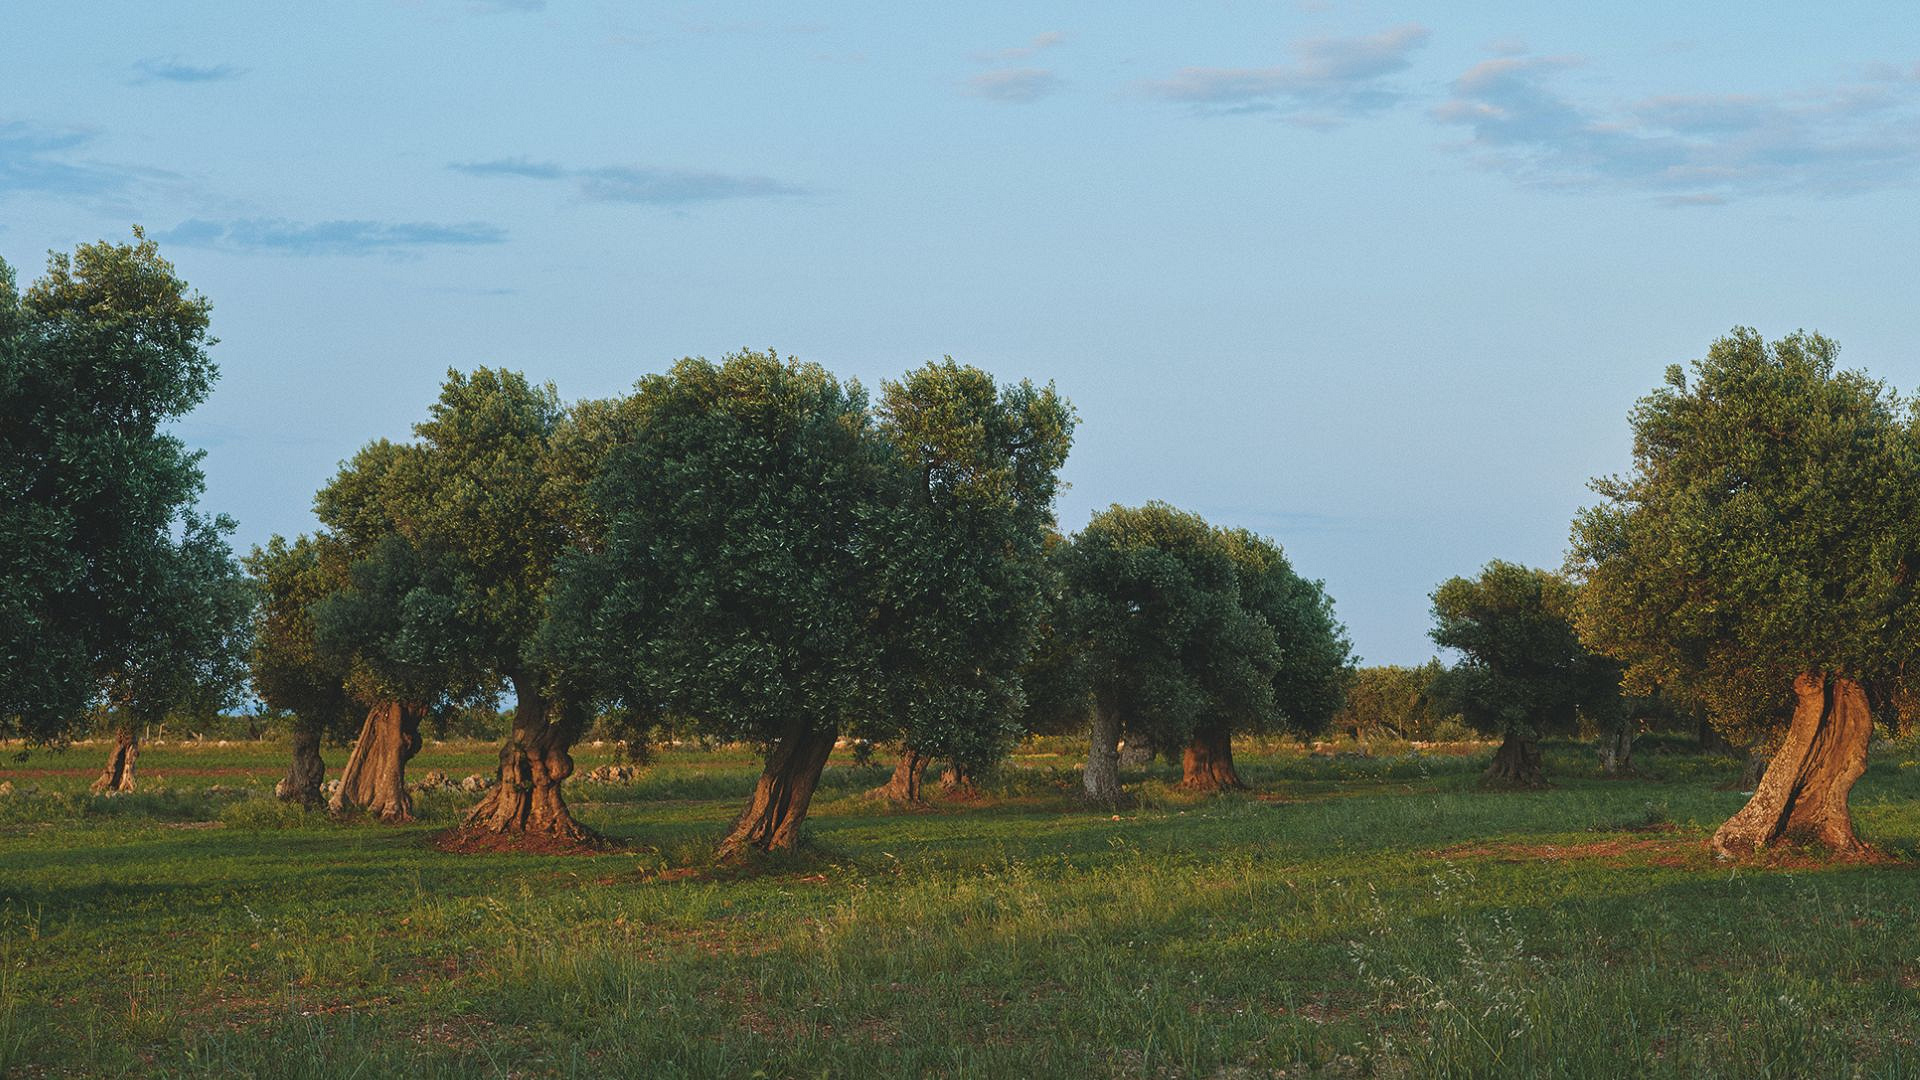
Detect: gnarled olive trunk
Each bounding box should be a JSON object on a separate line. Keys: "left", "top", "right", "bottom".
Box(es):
{"left": 1180, "top": 723, "right": 1246, "bottom": 792}
{"left": 1711, "top": 673, "right": 1871, "bottom": 857}
{"left": 938, "top": 761, "right": 979, "bottom": 800}
{"left": 1483, "top": 732, "right": 1546, "bottom": 788}
{"left": 1598, "top": 722, "right": 1636, "bottom": 777}
{"left": 275, "top": 727, "right": 325, "bottom": 807}
{"left": 718, "top": 720, "right": 838, "bottom": 857}
{"left": 90, "top": 728, "right": 138, "bottom": 794}
{"left": 462, "top": 676, "right": 590, "bottom": 842}
{"left": 1083, "top": 700, "right": 1126, "bottom": 808}
{"left": 871, "top": 745, "right": 929, "bottom": 802}
{"left": 1739, "top": 748, "right": 1771, "bottom": 790}
{"left": 330, "top": 701, "right": 423, "bottom": 822}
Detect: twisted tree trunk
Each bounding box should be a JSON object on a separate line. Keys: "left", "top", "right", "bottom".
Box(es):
{"left": 275, "top": 727, "right": 325, "bottom": 807}
{"left": 718, "top": 720, "right": 837, "bottom": 857}
{"left": 1180, "top": 722, "right": 1246, "bottom": 792}
{"left": 90, "top": 728, "right": 138, "bottom": 794}
{"left": 1483, "top": 732, "right": 1546, "bottom": 788}
{"left": 1083, "top": 700, "right": 1126, "bottom": 808}
{"left": 330, "top": 700, "right": 423, "bottom": 822}
{"left": 938, "top": 761, "right": 979, "bottom": 800}
{"left": 462, "top": 676, "right": 591, "bottom": 843}
{"left": 1711, "top": 673, "right": 1871, "bottom": 857}
{"left": 871, "top": 745, "right": 929, "bottom": 802}
{"left": 1598, "top": 720, "right": 1636, "bottom": 777}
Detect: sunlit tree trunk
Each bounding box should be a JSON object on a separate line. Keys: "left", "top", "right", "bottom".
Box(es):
{"left": 870, "top": 745, "right": 929, "bottom": 802}
{"left": 1711, "top": 673, "right": 1871, "bottom": 857}
{"left": 1083, "top": 700, "right": 1126, "bottom": 807}
{"left": 1483, "top": 731, "right": 1546, "bottom": 788}
{"left": 718, "top": 719, "right": 838, "bottom": 857}
{"left": 462, "top": 675, "right": 591, "bottom": 842}
{"left": 330, "top": 700, "right": 423, "bottom": 822}
{"left": 90, "top": 727, "right": 138, "bottom": 794}
{"left": 1180, "top": 722, "right": 1246, "bottom": 792}
{"left": 938, "top": 761, "right": 979, "bottom": 800}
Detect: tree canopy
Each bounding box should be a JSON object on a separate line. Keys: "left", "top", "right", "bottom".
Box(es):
{"left": 1570, "top": 328, "right": 1920, "bottom": 852}
{"left": 1430, "top": 560, "right": 1620, "bottom": 785}
{"left": 1570, "top": 329, "right": 1920, "bottom": 742}
{"left": 1050, "top": 502, "right": 1349, "bottom": 800}
{"left": 0, "top": 231, "right": 250, "bottom": 749}
{"left": 864, "top": 359, "right": 1075, "bottom": 792}
{"left": 547, "top": 350, "right": 1075, "bottom": 849}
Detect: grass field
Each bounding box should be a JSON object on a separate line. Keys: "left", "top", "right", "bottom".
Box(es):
{"left": 5, "top": 734, "right": 1920, "bottom": 1078}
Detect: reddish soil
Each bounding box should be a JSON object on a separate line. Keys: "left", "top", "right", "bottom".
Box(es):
{"left": 429, "top": 827, "right": 614, "bottom": 857}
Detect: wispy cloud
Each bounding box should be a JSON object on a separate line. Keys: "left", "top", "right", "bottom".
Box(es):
{"left": 450, "top": 158, "right": 806, "bottom": 204}
{"left": 1138, "top": 23, "right": 1431, "bottom": 125}
{"left": 154, "top": 218, "right": 506, "bottom": 256}
{"left": 973, "top": 31, "right": 1065, "bottom": 64}
{"left": 965, "top": 31, "right": 1067, "bottom": 104}
{"left": 1431, "top": 54, "right": 1920, "bottom": 202}
{"left": 0, "top": 121, "right": 174, "bottom": 207}
{"left": 965, "top": 68, "right": 1061, "bottom": 104}
{"left": 132, "top": 57, "right": 246, "bottom": 84}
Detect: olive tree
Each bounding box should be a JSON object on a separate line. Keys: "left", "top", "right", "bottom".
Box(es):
{"left": 311, "top": 370, "right": 601, "bottom": 839}
{"left": 863, "top": 360, "right": 1074, "bottom": 801}
{"left": 1571, "top": 329, "right": 1920, "bottom": 855}
{"left": 1193, "top": 529, "right": 1353, "bottom": 791}
{"left": 547, "top": 352, "right": 889, "bottom": 854}
{"left": 1051, "top": 503, "right": 1276, "bottom": 806}
{"left": 1332, "top": 662, "right": 1454, "bottom": 741}
{"left": 0, "top": 232, "right": 251, "bottom": 787}
{"left": 1429, "top": 561, "right": 1620, "bottom": 787}
{"left": 245, "top": 534, "right": 363, "bottom": 806}
{"left": 548, "top": 351, "right": 1074, "bottom": 853}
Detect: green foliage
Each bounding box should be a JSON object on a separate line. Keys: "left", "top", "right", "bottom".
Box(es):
{"left": 1570, "top": 328, "right": 1920, "bottom": 745}
{"left": 1044, "top": 504, "right": 1350, "bottom": 751}
{"left": 551, "top": 352, "right": 1075, "bottom": 775}
{"left": 310, "top": 367, "right": 588, "bottom": 717}
{"left": 1219, "top": 528, "right": 1354, "bottom": 737}
{"left": 0, "top": 231, "right": 250, "bottom": 742}
{"left": 1430, "top": 561, "right": 1621, "bottom": 742}
{"left": 310, "top": 535, "right": 492, "bottom": 710}
{"left": 1334, "top": 661, "right": 1460, "bottom": 740}
{"left": 866, "top": 359, "right": 1076, "bottom": 769}
{"left": 1050, "top": 503, "right": 1273, "bottom": 751}
{"left": 244, "top": 535, "right": 360, "bottom": 741}
{"left": 548, "top": 350, "right": 889, "bottom": 745}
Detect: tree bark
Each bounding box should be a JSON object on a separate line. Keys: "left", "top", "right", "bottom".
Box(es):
{"left": 90, "top": 728, "right": 138, "bottom": 794}
{"left": 717, "top": 720, "right": 838, "bottom": 857}
{"left": 1598, "top": 721, "right": 1636, "bottom": 777}
{"left": 461, "top": 675, "right": 591, "bottom": 842}
{"left": 1180, "top": 723, "right": 1247, "bottom": 792}
{"left": 870, "top": 745, "right": 929, "bottom": 802}
{"left": 938, "top": 761, "right": 980, "bottom": 800}
{"left": 1083, "top": 700, "right": 1127, "bottom": 808}
{"left": 1482, "top": 732, "right": 1546, "bottom": 788}
{"left": 275, "top": 727, "right": 325, "bottom": 807}
{"left": 1739, "top": 748, "right": 1771, "bottom": 790}
{"left": 330, "top": 700, "right": 423, "bottom": 822}
{"left": 1711, "top": 673, "right": 1871, "bottom": 857}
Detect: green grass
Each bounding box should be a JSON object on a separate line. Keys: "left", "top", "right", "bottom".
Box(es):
{"left": 6, "top": 735, "right": 1920, "bottom": 1077}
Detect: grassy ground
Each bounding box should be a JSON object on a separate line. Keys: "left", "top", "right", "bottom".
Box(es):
{"left": 5, "top": 734, "right": 1920, "bottom": 1078}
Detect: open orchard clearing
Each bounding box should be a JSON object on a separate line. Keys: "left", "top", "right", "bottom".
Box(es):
{"left": 6, "top": 736, "right": 1920, "bottom": 1078}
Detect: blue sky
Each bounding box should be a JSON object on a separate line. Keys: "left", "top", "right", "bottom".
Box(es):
{"left": 6, "top": 1, "right": 1920, "bottom": 664}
